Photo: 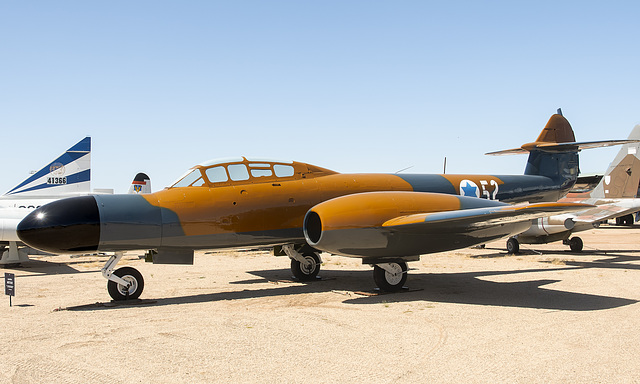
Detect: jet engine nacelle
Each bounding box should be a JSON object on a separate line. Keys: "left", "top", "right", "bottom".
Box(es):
{"left": 304, "top": 191, "right": 529, "bottom": 258}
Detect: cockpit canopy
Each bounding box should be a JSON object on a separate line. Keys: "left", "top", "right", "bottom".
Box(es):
{"left": 170, "top": 157, "right": 337, "bottom": 188}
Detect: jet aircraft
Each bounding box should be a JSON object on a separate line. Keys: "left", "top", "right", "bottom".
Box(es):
{"left": 504, "top": 124, "right": 640, "bottom": 253}
{"left": 0, "top": 138, "right": 152, "bottom": 265}
{"left": 17, "top": 112, "right": 630, "bottom": 300}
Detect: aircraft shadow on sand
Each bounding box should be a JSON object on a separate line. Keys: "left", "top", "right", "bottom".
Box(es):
{"left": 62, "top": 259, "right": 637, "bottom": 312}
{"left": 4, "top": 257, "right": 112, "bottom": 277}
{"left": 476, "top": 247, "right": 640, "bottom": 270}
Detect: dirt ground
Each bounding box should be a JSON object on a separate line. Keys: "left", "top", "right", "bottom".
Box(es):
{"left": 1, "top": 226, "right": 639, "bottom": 383}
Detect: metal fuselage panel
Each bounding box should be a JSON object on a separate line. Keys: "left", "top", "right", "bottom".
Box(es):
{"left": 95, "top": 195, "right": 166, "bottom": 250}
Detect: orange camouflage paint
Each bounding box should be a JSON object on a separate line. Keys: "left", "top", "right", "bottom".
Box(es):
{"left": 140, "top": 159, "right": 415, "bottom": 237}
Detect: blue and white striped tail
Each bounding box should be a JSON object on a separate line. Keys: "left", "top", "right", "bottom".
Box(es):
{"left": 4, "top": 137, "right": 91, "bottom": 196}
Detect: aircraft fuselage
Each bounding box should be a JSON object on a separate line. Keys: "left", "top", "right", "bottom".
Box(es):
{"left": 17, "top": 158, "right": 574, "bottom": 256}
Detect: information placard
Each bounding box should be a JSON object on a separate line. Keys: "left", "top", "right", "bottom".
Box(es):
{"left": 5, "top": 273, "right": 14, "bottom": 297}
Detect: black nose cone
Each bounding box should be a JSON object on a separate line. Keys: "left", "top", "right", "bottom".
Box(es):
{"left": 17, "top": 196, "right": 100, "bottom": 254}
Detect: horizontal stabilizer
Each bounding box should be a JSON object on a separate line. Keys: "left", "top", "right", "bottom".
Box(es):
{"left": 383, "top": 202, "right": 594, "bottom": 229}
{"left": 486, "top": 140, "right": 639, "bottom": 156}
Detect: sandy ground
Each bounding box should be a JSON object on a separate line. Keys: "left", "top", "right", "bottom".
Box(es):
{"left": 1, "top": 226, "right": 639, "bottom": 383}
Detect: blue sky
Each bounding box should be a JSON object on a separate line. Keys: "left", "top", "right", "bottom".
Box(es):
{"left": 2, "top": 1, "right": 639, "bottom": 193}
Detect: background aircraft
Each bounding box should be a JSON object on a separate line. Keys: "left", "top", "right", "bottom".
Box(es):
{"left": 0, "top": 137, "right": 91, "bottom": 265}
{"left": 128, "top": 173, "right": 152, "bottom": 194}
{"left": 16, "top": 112, "right": 630, "bottom": 300}
{"left": 505, "top": 125, "right": 640, "bottom": 253}
{"left": 0, "top": 138, "right": 152, "bottom": 266}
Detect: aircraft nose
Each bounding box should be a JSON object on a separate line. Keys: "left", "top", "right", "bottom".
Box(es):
{"left": 17, "top": 196, "right": 100, "bottom": 254}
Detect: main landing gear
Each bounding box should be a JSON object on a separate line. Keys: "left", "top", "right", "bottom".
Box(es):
{"left": 281, "top": 244, "right": 409, "bottom": 292}
{"left": 563, "top": 237, "right": 583, "bottom": 252}
{"left": 282, "top": 244, "right": 322, "bottom": 280}
{"left": 615, "top": 214, "right": 635, "bottom": 226}
{"left": 102, "top": 253, "right": 144, "bottom": 301}
{"left": 506, "top": 237, "right": 520, "bottom": 254}
{"left": 372, "top": 262, "right": 408, "bottom": 292}
{"left": 506, "top": 236, "right": 583, "bottom": 254}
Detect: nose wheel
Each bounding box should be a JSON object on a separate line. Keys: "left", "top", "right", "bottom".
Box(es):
{"left": 102, "top": 253, "right": 145, "bottom": 301}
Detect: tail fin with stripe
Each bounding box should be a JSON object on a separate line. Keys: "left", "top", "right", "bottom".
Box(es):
{"left": 3, "top": 137, "right": 91, "bottom": 196}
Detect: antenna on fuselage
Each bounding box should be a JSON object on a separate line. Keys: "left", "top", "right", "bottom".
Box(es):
{"left": 443, "top": 157, "right": 447, "bottom": 174}
{"left": 557, "top": 108, "right": 563, "bottom": 116}
{"left": 395, "top": 165, "right": 414, "bottom": 174}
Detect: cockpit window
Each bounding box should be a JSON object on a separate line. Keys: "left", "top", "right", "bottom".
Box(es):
{"left": 249, "top": 163, "right": 273, "bottom": 178}
{"left": 173, "top": 159, "right": 305, "bottom": 188}
{"left": 192, "top": 178, "right": 206, "bottom": 187}
{"left": 274, "top": 164, "right": 295, "bottom": 177}
{"left": 251, "top": 169, "right": 273, "bottom": 178}
{"left": 205, "top": 166, "right": 229, "bottom": 183}
{"left": 172, "top": 170, "right": 204, "bottom": 188}
{"left": 228, "top": 164, "right": 250, "bottom": 181}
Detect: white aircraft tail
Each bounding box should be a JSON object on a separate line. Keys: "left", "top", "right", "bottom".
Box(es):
{"left": 3, "top": 137, "right": 91, "bottom": 197}
{"left": 590, "top": 125, "right": 640, "bottom": 199}
{"left": 128, "top": 173, "right": 152, "bottom": 194}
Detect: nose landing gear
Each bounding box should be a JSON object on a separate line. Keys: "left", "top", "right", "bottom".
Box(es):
{"left": 102, "top": 253, "right": 145, "bottom": 301}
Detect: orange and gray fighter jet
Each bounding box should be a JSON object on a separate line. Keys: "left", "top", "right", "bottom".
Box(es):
{"left": 16, "top": 112, "right": 631, "bottom": 300}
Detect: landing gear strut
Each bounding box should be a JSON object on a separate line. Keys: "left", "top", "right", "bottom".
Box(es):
{"left": 102, "top": 253, "right": 144, "bottom": 301}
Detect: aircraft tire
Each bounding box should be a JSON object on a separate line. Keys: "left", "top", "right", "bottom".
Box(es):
{"left": 373, "top": 262, "right": 407, "bottom": 292}
{"left": 568, "top": 237, "right": 583, "bottom": 252}
{"left": 622, "top": 214, "right": 634, "bottom": 226}
{"left": 107, "top": 267, "right": 145, "bottom": 301}
{"left": 291, "top": 252, "right": 321, "bottom": 281}
{"left": 506, "top": 238, "right": 520, "bottom": 254}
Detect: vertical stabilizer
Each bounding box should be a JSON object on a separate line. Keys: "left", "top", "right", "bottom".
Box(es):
{"left": 523, "top": 114, "right": 579, "bottom": 188}
{"left": 128, "top": 173, "right": 152, "bottom": 194}
{"left": 589, "top": 125, "right": 640, "bottom": 199}
{"left": 532, "top": 114, "right": 576, "bottom": 145}
{"left": 4, "top": 137, "right": 91, "bottom": 196}
{"left": 484, "top": 112, "right": 581, "bottom": 201}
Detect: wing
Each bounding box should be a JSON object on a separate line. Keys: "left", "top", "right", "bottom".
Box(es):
{"left": 383, "top": 202, "right": 594, "bottom": 229}
{"left": 571, "top": 199, "right": 640, "bottom": 223}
